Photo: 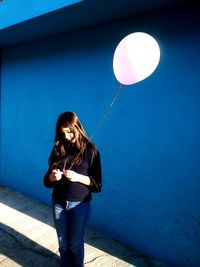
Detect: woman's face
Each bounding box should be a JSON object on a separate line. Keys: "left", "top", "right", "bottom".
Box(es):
{"left": 60, "top": 127, "right": 76, "bottom": 143}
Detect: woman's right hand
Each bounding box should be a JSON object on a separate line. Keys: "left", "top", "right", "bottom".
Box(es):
{"left": 49, "top": 169, "right": 63, "bottom": 182}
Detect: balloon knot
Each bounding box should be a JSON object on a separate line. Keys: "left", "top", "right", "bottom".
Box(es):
{"left": 120, "top": 84, "right": 123, "bottom": 89}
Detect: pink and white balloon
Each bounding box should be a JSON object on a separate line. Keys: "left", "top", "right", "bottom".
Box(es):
{"left": 113, "top": 32, "right": 160, "bottom": 85}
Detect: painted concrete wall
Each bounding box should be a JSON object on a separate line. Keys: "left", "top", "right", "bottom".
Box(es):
{"left": 0, "top": 5, "right": 200, "bottom": 267}
{"left": 0, "top": 0, "right": 82, "bottom": 29}
{"left": 0, "top": 48, "right": 1, "bottom": 181}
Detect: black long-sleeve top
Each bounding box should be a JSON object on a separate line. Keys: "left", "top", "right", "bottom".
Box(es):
{"left": 43, "top": 146, "right": 102, "bottom": 202}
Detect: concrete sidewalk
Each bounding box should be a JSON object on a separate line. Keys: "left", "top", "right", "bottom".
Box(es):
{"left": 0, "top": 186, "right": 170, "bottom": 267}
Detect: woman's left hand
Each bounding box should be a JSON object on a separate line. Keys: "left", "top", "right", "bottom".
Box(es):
{"left": 63, "top": 170, "right": 80, "bottom": 182}
{"left": 63, "top": 170, "right": 92, "bottom": 186}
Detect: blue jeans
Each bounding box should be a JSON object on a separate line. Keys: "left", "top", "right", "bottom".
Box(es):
{"left": 52, "top": 198, "right": 91, "bottom": 267}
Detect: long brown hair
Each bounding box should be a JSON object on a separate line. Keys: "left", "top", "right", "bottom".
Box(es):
{"left": 49, "top": 111, "right": 96, "bottom": 169}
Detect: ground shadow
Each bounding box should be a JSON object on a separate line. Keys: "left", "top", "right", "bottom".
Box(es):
{"left": 0, "top": 186, "right": 168, "bottom": 266}
{"left": 0, "top": 222, "right": 60, "bottom": 267}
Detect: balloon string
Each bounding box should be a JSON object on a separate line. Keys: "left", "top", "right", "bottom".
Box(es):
{"left": 90, "top": 84, "right": 122, "bottom": 140}
{"left": 66, "top": 85, "right": 122, "bottom": 170}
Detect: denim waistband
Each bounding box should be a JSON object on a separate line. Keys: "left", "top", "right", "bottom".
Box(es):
{"left": 65, "top": 200, "right": 82, "bottom": 210}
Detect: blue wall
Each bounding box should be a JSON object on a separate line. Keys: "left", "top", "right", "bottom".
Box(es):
{"left": 1, "top": 5, "right": 200, "bottom": 267}
{"left": 0, "top": 0, "right": 82, "bottom": 29}
{"left": 0, "top": 47, "right": 1, "bottom": 182}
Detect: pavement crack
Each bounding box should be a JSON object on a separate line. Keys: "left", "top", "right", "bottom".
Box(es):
{"left": 0, "top": 258, "right": 7, "bottom": 264}
{"left": 85, "top": 254, "right": 105, "bottom": 264}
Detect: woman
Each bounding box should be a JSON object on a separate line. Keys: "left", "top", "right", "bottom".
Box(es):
{"left": 43, "top": 111, "right": 102, "bottom": 267}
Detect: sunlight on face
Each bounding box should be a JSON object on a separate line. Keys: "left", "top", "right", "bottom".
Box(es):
{"left": 61, "top": 127, "right": 76, "bottom": 143}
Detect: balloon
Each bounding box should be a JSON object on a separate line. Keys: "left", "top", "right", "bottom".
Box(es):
{"left": 113, "top": 32, "right": 160, "bottom": 85}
